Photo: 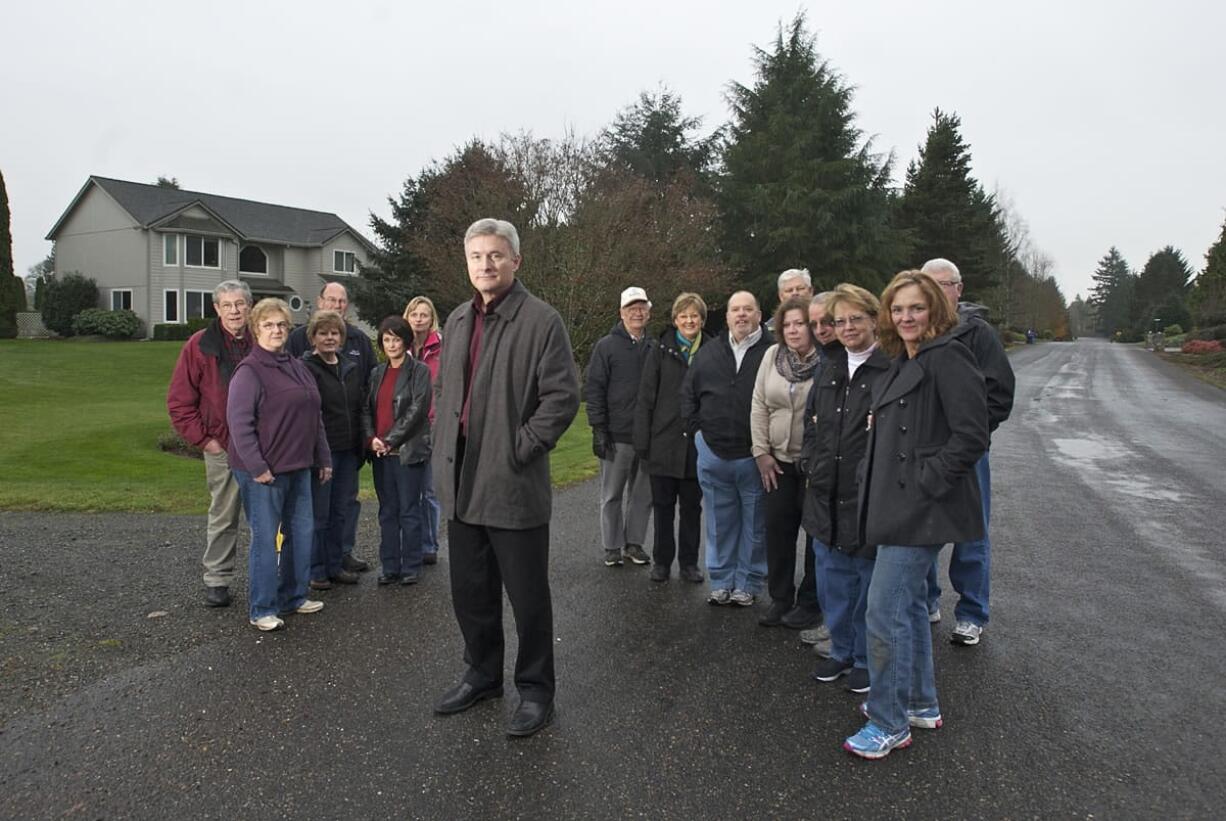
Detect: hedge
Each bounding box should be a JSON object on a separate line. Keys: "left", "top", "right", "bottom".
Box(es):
{"left": 71, "top": 308, "right": 142, "bottom": 339}
{"left": 152, "top": 317, "right": 213, "bottom": 340}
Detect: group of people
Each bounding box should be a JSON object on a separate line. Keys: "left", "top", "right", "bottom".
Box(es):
{"left": 588, "top": 261, "right": 1014, "bottom": 759}
{"left": 167, "top": 215, "right": 1015, "bottom": 752}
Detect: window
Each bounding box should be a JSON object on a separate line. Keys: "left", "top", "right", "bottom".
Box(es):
{"left": 333, "top": 250, "right": 357, "bottom": 273}
{"left": 185, "top": 290, "right": 218, "bottom": 320}
{"left": 164, "top": 290, "right": 179, "bottom": 323}
{"left": 111, "top": 289, "right": 132, "bottom": 311}
{"left": 239, "top": 245, "right": 267, "bottom": 274}
{"left": 163, "top": 234, "right": 178, "bottom": 266}
{"left": 186, "top": 235, "right": 220, "bottom": 268}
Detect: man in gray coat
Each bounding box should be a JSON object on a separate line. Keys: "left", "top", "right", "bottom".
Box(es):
{"left": 431, "top": 218, "right": 580, "bottom": 738}
{"left": 586, "top": 286, "right": 653, "bottom": 568}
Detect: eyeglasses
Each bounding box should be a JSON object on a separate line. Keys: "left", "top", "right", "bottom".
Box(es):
{"left": 935, "top": 280, "right": 961, "bottom": 289}
{"left": 258, "top": 321, "right": 290, "bottom": 331}
{"left": 809, "top": 319, "right": 835, "bottom": 329}
{"left": 832, "top": 314, "right": 870, "bottom": 329}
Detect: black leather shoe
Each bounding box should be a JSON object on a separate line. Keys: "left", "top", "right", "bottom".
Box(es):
{"left": 377, "top": 573, "right": 400, "bottom": 586}
{"left": 422, "top": 553, "right": 438, "bottom": 566}
{"left": 758, "top": 600, "right": 790, "bottom": 627}
{"left": 342, "top": 554, "right": 370, "bottom": 573}
{"left": 434, "top": 681, "right": 504, "bottom": 715}
{"left": 507, "top": 699, "right": 554, "bottom": 737}
{"left": 400, "top": 573, "right": 420, "bottom": 586}
{"left": 679, "top": 566, "right": 704, "bottom": 583}
{"left": 204, "top": 586, "right": 231, "bottom": 608}
{"left": 781, "top": 606, "right": 823, "bottom": 630}
{"left": 649, "top": 564, "right": 669, "bottom": 582}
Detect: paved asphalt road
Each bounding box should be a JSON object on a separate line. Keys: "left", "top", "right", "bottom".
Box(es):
{"left": 1, "top": 338, "right": 1223, "bottom": 819}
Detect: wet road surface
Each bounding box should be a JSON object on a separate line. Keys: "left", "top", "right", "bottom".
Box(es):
{"left": 1, "top": 338, "right": 1223, "bottom": 818}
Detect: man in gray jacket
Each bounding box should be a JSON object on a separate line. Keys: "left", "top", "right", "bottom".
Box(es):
{"left": 431, "top": 218, "right": 580, "bottom": 738}
{"left": 586, "top": 286, "right": 653, "bottom": 568}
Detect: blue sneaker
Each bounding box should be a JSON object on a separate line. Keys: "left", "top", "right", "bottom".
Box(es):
{"left": 843, "top": 721, "right": 912, "bottom": 759}
{"left": 859, "top": 701, "right": 943, "bottom": 730}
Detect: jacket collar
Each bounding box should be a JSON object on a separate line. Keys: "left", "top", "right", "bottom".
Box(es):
{"left": 873, "top": 333, "right": 956, "bottom": 407}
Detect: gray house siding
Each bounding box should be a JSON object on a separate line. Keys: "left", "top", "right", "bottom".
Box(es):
{"left": 54, "top": 185, "right": 148, "bottom": 315}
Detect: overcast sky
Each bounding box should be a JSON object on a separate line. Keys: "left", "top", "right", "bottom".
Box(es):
{"left": 3, "top": 0, "right": 1222, "bottom": 301}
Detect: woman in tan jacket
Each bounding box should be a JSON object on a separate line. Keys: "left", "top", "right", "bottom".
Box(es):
{"left": 751, "top": 296, "right": 822, "bottom": 629}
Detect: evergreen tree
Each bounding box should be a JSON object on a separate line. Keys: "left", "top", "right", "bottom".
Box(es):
{"left": 895, "top": 109, "right": 1010, "bottom": 302}
{"left": 1133, "top": 245, "right": 1192, "bottom": 331}
{"left": 1088, "top": 247, "right": 1136, "bottom": 337}
{"left": 156, "top": 176, "right": 181, "bottom": 189}
{"left": 0, "top": 169, "right": 19, "bottom": 338}
{"left": 1190, "top": 217, "right": 1226, "bottom": 327}
{"left": 599, "top": 87, "right": 718, "bottom": 188}
{"left": 718, "top": 13, "right": 905, "bottom": 300}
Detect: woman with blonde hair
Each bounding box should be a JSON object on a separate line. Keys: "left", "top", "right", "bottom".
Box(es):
{"left": 843, "top": 271, "right": 988, "bottom": 759}
{"left": 227, "top": 298, "right": 331, "bottom": 631}
{"left": 404, "top": 296, "right": 443, "bottom": 564}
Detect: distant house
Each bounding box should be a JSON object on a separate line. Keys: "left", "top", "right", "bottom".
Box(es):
{"left": 46, "top": 176, "right": 375, "bottom": 337}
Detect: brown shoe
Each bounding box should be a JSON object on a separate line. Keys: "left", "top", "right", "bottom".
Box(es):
{"left": 309, "top": 578, "right": 333, "bottom": 591}
{"left": 330, "top": 570, "right": 359, "bottom": 585}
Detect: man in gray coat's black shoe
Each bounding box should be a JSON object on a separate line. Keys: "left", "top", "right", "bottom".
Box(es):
{"left": 585, "top": 286, "right": 654, "bottom": 569}
{"left": 430, "top": 218, "right": 580, "bottom": 738}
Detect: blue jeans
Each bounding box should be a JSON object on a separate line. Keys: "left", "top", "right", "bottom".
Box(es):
{"left": 821, "top": 543, "right": 873, "bottom": 669}
{"left": 866, "top": 544, "right": 943, "bottom": 734}
{"left": 372, "top": 455, "right": 426, "bottom": 576}
{"left": 234, "top": 468, "right": 315, "bottom": 621}
{"left": 341, "top": 460, "right": 363, "bottom": 557}
{"left": 927, "top": 453, "right": 991, "bottom": 625}
{"left": 311, "top": 448, "right": 359, "bottom": 580}
{"left": 421, "top": 458, "right": 441, "bottom": 556}
{"left": 695, "top": 432, "right": 765, "bottom": 593}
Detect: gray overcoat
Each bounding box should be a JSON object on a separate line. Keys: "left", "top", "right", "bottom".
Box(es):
{"left": 432, "top": 280, "right": 580, "bottom": 530}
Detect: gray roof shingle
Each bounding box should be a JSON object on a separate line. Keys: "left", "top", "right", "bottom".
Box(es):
{"left": 76, "top": 176, "right": 370, "bottom": 248}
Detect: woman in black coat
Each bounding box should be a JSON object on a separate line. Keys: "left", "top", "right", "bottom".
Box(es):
{"left": 633, "top": 293, "right": 707, "bottom": 583}
{"left": 843, "top": 270, "right": 988, "bottom": 760}
{"left": 801, "top": 284, "right": 891, "bottom": 696}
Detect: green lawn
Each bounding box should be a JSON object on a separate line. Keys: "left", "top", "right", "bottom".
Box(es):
{"left": 0, "top": 340, "right": 597, "bottom": 514}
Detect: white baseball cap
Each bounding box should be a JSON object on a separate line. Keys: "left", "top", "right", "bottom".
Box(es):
{"left": 620, "top": 286, "right": 651, "bottom": 308}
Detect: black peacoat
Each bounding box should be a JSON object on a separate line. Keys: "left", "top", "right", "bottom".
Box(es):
{"left": 800, "top": 346, "right": 892, "bottom": 557}
{"left": 633, "top": 327, "right": 698, "bottom": 479}
{"left": 858, "top": 333, "right": 989, "bottom": 548}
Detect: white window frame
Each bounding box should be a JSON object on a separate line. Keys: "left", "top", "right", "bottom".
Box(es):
{"left": 185, "top": 235, "right": 221, "bottom": 269}
{"left": 184, "top": 289, "right": 216, "bottom": 320}
{"left": 333, "top": 249, "right": 357, "bottom": 274}
{"left": 163, "top": 289, "right": 180, "bottom": 323}
{"left": 239, "top": 244, "right": 268, "bottom": 276}
{"left": 163, "top": 233, "right": 179, "bottom": 267}
{"left": 111, "top": 289, "right": 133, "bottom": 311}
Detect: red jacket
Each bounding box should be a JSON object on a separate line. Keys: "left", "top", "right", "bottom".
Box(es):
{"left": 416, "top": 330, "right": 442, "bottom": 424}
{"left": 167, "top": 321, "right": 248, "bottom": 450}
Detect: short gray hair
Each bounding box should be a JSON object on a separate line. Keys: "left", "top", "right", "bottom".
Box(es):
{"left": 778, "top": 268, "right": 812, "bottom": 290}
{"left": 320, "top": 281, "right": 349, "bottom": 299}
{"left": 921, "top": 258, "right": 961, "bottom": 283}
{"left": 214, "top": 279, "right": 252, "bottom": 305}
{"left": 811, "top": 291, "right": 833, "bottom": 307}
{"left": 464, "top": 218, "right": 521, "bottom": 257}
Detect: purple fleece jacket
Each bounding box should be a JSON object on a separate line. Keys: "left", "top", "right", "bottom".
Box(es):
{"left": 226, "top": 344, "right": 330, "bottom": 477}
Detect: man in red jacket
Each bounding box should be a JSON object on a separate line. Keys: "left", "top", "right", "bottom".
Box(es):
{"left": 167, "top": 281, "right": 253, "bottom": 608}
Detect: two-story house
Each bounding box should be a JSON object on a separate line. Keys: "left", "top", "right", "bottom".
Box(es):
{"left": 46, "top": 176, "right": 375, "bottom": 337}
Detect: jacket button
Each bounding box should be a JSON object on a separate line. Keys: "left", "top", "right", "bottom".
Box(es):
{"left": 835, "top": 455, "right": 842, "bottom": 461}
{"left": 899, "top": 425, "right": 907, "bottom": 433}
{"left": 454, "top": 411, "right": 460, "bottom": 417}
{"left": 898, "top": 399, "right": 907, "bottom": 407}
{"left": 897, "top": 453, "right": 907, "bottom": 461}
{"left": 446, "top": 457, "right": 453, "bottom": 463}
{"left": 897, "top": 479, "right": 906, "bottom": 488}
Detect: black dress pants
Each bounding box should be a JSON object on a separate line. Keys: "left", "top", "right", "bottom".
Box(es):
{"left": 447, "top": 517, "right": 554, "bottom": 703}
{"left": 649, "top": 474, "right": 702, "bottom": 569}
{"left": 764, "top": 462, "right": 819, "bottom": 610}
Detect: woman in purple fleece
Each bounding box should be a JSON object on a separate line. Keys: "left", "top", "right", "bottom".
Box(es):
{"left": 227, "top": 298, "right": 333, "bottom": 632}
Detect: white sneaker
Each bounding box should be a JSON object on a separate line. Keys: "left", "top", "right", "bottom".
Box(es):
{"left": 249, "top": 615, "right": 284, "bottom": 632}
{"left": 928, "top": 608, "right": 942, "bottom": 624}
{"left": 730, "top": 589, "right": 755, "bottom": 607}
{"left": 951, "top": 621, "right": 982, "bottom": 645}
{"left": 800, "top": 624, "right": 831, "bottom": 645}
{"left": 294, "top": 599, "right": 325, "bottom": 615}
{"left": 707, "top": 589, "right": 732, "bottom": 606}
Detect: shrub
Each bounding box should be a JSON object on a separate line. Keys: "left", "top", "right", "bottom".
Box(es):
{"left": 1163, "top": 323, "right": 1184, "bottom": 336}
{"left": 41, "top": 273, "right": 98, "bottom": 336}
{"left": 0, "top": 274, "right": 25, "bottom": 339}
{"left": 153, "top": 316, "right": 212, "bottom": 341}
{"left": 157, "top": 428, "right": 203, "bottom": 459}
{"left": 1040, "top": 329, "right": 1054, "bottom": 340}
{"left": 1190, "top": 324, "right": 1226, "bottom": 342}
{"left": 71, "top": 308, "right": 142, "bottom": 339}
{"left": 1181, "top": 339, "right": 1224, "bottom": 354}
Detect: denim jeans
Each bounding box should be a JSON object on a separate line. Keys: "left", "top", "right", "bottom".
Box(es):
{"left": 234, "top": 467, "right": 315, "bottom": 621}
{"left": 341, "top": 462, "right": 363, "bottom": 558}
{"left": 927, "top": 453, "right": 991, "bottom": 625}
{"left": 821, "top": 543, "right": 873, "bottom": 669}
{"left": 421, "top": 458, "right": 441, "bottom": 556}
{"left": 311, "top": 448, "right": 359, "bottom": 581}
{"left": 695, "top": 432, "right": 765, "bottom": 593}
{"left": 866, "top": 544, "right": 943, "bottom": 734}
{"left": 372, "top": 455, "right": 426, "bottom": 576}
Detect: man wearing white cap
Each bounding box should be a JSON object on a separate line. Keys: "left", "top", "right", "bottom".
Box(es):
{"left": 585, "top": 286, "right": 655, "bottom": 567}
